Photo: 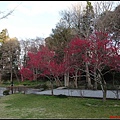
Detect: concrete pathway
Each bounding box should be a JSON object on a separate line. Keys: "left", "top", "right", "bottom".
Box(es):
{"left": 0, "top": 87, "right": 6, "bottom": 97}
{"left": 26, "top": 88, "right": 120, "bottom": 100}
{"left": 0, "top": 87, "right": 120, "bottom": 99}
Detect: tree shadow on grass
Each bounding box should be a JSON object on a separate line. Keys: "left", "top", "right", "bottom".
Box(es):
{"left": 56, "top": 94, "right": 68, "bottom": 98}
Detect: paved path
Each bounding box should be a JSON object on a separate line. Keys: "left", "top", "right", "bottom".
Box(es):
{"left": 0, "top": 87, "right": 6, "bottom": 97}
{"left": 0, "top": 87, "right": 120, "bottom": 99}
{"left": 26, "top": 88, "right": 120, "bottom": 100}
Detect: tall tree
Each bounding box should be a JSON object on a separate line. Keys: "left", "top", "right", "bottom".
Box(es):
{"left": 96, "top": 3, "right": 120, "bottom": 47}
{"left": 0, "top": 29, "right": 10, "bottom": 82}
{"left": 45, "top": 20, "right": 75, "bottom": 87}
{"left": 57, "top": 1, "right": 95, "bottom": 89}
{"left": 1, "top": 37, "right": 20, "bottom": 83}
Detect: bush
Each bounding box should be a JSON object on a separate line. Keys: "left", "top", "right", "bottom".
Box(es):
{"left": 3, "top": 90, "right": 10, "bottom": 95}
{"left": 23, "top": 83, "right": 30, "bottom": 86}
{"left": 2, "top": 80, "right": 11, "bottom": 86}
{"left": 56, "top": 94, "right": 68, "bottom": 98}
{"left": 34, "top": 83, "right": 49, "bottom": 90}
{"left": 41, "top": 84, "right": 48, "bottom": 90}
{"left": 34, "top": 84, "right": 42, "bottom": 89}
{"left": 53, "top": 84, "right": 57, "bottom": 89}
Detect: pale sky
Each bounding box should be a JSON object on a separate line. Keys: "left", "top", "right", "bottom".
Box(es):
{"left": 0, "top": 1, "right": 87, "bottom": 40}
{"left": 0, "top": 1, "right": 118, "bottom": 40}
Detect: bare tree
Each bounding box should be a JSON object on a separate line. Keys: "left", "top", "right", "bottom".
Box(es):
{"left": 93, "top": 1, "right": 117, "bottom": 31}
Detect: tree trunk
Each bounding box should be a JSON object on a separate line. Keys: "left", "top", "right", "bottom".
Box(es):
{"left": 85, "top": 62, "right": 93, "bottom": 89}
{"left": 102, "top": 78, "right": 107, "bottom": 102}
{"left": 94, "top": 69, "right": 97, "bottom": 90}
{"left": 103, "top": 85, "right": 107, "bottom": 102}
{"left": 66, "top": 72, "right": 69, "bottom": 87}
{"left": 50, "top": 80, "right": 54, "bottom": 96}
{"left": 74, "top": 70, "right": 78, "bottom": 88}
{"left": 97, "top": 69, "right": 107, "bottom": 102}
{"left": 33, "top": 68, "right": 37, "bottom": 81}
{"left": 10, "top": 54, "right": 13, "bottom": 94}
{"left": 115, "top": 85, "right": 119, "bottom": 100}
{"left": 64, "top": 73, "right": 67, "bottom": 87}
{"left": 35, "top": 69, "right": 37, "bottom": 81}
{"left": 55, "top": 77, "right": 62, "bottom": 86}
{"left": 94, "top": 80, "right": 97, "bottom": 90}
{"left": 10, "top": 67, "right": 13, "bottom": 94}
{"left": 21, "top": 74, "right": 24, "bottom": 81}
{"left": 14, "top": 69, "right": 20, "bottom": 82}
{"left": 64, "top": 72, "right": 69, "bottom": 87}
{"left": 10, "top": 67, "right": 13, "bottom": 82}
{"left": 112, "top": 72, "right": 115, "bottom": 87}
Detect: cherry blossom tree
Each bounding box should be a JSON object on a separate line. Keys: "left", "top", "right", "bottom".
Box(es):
{"left": 65, "top": 31, "right": 120, "bottom": 101}
{"left": 19, "top": 46, "right": 65, "bottom": 95}
{"left": 19, "top": 31, "right": 120, "bottom": 100}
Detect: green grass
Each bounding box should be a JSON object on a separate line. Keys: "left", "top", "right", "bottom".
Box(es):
{"left": 0, "top": 94, "right": 120, "bottom": 119}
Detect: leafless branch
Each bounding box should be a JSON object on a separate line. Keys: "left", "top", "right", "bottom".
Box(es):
{"left": 0, "top": 2, "right": 22, "bottom": 20}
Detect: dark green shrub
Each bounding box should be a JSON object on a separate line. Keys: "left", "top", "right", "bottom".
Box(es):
{"left": 3, "top": 90, "right": 10, "bottom": 95}
{"left": 41, "top": 84, "right": 48, "bottom": 90}
{"left": 23, "top": 83, "right": 31, "bottom": 86}
{"left": 2, "top": 80, "right": 11, "bottom": 86}
{"left": 34, "top": 84, "right": 42, "bottom": 89}
{"left": 53, "top": 84, "right": 57, "bottom": 89}
{"left": 56, "top": 94, "right": 68, "bottom": 98}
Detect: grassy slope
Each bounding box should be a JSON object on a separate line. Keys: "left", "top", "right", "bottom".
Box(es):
{"left": 0, "top": 94, "right": 120, "bottom": 119}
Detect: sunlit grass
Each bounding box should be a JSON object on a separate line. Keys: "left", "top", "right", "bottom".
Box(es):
{"left": 0, "top": 93, "right": 120, "bottom": 118}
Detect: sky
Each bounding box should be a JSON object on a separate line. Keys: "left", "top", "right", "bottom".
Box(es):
{"left": 0, "top": 1, "right": 87, "bottom": 40}
{"left": 0, "top": 1, "right": 119, "bottom": 40}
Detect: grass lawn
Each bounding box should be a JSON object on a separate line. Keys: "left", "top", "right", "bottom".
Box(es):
{"left": 0, "top": 93, "right": 120, "bottom": 119}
